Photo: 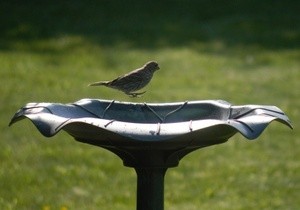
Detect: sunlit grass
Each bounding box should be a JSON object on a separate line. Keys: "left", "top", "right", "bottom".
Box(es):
{"left": 1, "top": 38, "right": 299, "bottom": 210}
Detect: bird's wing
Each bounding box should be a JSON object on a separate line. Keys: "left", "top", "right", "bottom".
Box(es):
{"left": 108, "top": 71, "right": 146, "bottom": 93}
{"left": 110, "top": 71, "right": 143, "bottom": 85}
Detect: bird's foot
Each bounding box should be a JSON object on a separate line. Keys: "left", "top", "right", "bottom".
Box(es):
{"left": 127, "top": 91, "right": 146, "bottom": 97}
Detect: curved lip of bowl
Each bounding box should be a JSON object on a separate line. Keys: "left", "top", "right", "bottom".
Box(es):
{"left": 9, "top": 98, "right": 292, "bottom": 145}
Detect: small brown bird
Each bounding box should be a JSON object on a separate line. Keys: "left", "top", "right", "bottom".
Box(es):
{"left": 89, "top": 61, "right": 160, "bottom": 97}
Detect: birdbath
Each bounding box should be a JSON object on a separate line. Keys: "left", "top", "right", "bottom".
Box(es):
{"left": 9, "top": 99, "right": 292, "bottom": 210}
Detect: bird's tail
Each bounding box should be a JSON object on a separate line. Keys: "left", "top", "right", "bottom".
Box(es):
{"left": 88, "top": 81, "right": 110, "bottom": 86}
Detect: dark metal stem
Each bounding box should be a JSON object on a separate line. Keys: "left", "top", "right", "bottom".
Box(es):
{"left": 135, "top": 167, "right": 167, "bottom": 210}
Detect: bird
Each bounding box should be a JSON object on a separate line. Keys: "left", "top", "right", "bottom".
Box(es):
{"left": 89, "top": 61, "right": 160, "bottom": 97}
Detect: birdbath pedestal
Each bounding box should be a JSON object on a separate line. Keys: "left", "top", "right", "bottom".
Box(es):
{"left": 9, "top": 99, "right": 292, "bottom": 210}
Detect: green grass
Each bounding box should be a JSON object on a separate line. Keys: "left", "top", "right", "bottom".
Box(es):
{"left": 1, "top": 1, "right": 299, "bottom": 209}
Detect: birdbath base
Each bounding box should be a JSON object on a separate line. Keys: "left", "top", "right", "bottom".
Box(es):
{"left": 83, "top": 143, "right": 214, "bottom": 210}
{"left": 135, "top": 167, "right": 166, "bottom": 210}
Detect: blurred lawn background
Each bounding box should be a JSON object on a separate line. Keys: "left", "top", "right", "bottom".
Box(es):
{"left": 0, "top": 1, "right": 299, "bottom": 209}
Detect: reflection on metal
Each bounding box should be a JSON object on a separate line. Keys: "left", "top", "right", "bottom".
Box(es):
{"left": 9, "top": 98, "right": 292, "bottom": 210}
{"left": 9, "top": 99, "right": 292, "bottom": 142}
{"left": 143, "top": 101, "right": 188, "bottom": 122}
{"left": 9, "top": 99, "right": 292, "bottom": 167}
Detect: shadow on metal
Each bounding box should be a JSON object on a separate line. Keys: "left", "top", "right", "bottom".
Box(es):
{"left": 9, "top": 99, "right": 292, "bottom": 210}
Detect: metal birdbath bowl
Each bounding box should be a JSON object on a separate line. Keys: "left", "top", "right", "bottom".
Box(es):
{"left": 9, "top": 99, "right": 292, "bottom": 210}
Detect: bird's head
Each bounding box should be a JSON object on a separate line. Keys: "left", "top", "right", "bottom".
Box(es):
{"left": 145, "top": 61, "right": 160, "bottom": 72}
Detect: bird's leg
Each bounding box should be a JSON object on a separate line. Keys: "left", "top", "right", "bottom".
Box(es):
{"left": 127, "top": 91, "right": 147, "bottom": 97}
